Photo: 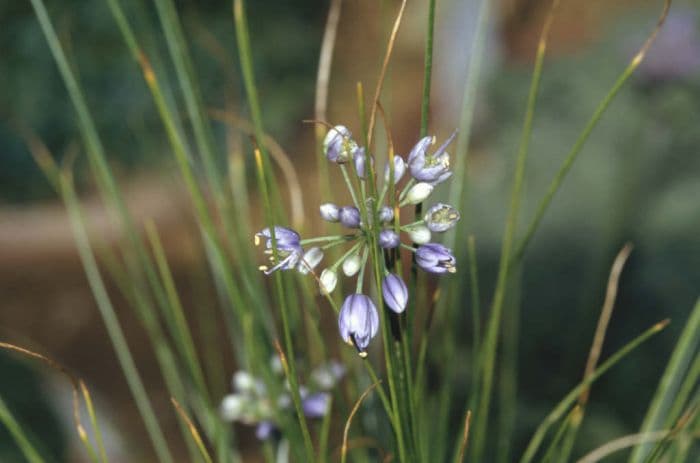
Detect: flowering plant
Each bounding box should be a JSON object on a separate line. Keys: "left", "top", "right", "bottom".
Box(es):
{"left": 256, "top": 125, "right": 460, "bottom": 356}
{"left": 9, "top": 0, "right": 694, "bottom": 463}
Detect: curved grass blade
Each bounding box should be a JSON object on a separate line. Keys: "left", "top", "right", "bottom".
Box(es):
{"left": 519, "top": 319, "right": 670, "bottom": 463}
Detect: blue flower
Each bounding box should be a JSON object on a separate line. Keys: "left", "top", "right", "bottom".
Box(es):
{"left": 378, "top": 206, "right": 394, "bottom": 223}
{"left": 415, "top": 243, "right": 457, "bottom": 274}
{"left": 256, "top": 421, "right": 276, "bottom": 441}
{"left": 379, "top": 230, "right": 400, "bottom": 249}
{"left": 338, "top": 294, "right": 379, "bottom": 356}
{"left": 339, "top": 206, "right": 361, "bottom": 229}
{"left": 255, "top": 226, "right": 303, "bottom": 275}
{"left": 353, "top": 147, "right": 374, "bottom": 179}
{"left": 382, "top": 273, "right": 408, "bottom": 313}
{"left": 384, "top": 155, "right": 406, "bottom": 184}
{"left": 407, "top": 131, "right": 457, "bottom": 185}
{"left": 323, "top": 125, "right": 358, "bottom": 163}
{"left": 302, "top": 392, "right": 330, "bottom": 418}
{"left": 424, "top": 203, "right": 460, "bottom": 232}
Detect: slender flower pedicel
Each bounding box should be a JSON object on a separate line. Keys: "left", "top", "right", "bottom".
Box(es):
{"left": 255, "top": 125, "right": 459, "bottom": 355}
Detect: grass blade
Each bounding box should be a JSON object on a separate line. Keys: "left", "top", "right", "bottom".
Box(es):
{"left": 519, "top": 319, "right": 669, "bottom": 463}
{"left": 0, "top": 394, "right": 47, "bottom": 463}
{"left": 471, "top": 1, "right": 560, "bottom": 459}
{"left": 629, "top": 298, "right": 700, "bottom": 462}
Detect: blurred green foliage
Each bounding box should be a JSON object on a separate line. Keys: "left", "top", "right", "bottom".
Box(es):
{"left": 0, "top": 0, "right": 324, "bottom": 203}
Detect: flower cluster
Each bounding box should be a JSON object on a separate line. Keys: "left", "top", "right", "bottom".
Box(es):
{"left": 255, "top": 125, "right": 460, "bottom": 356}
{"left": 220, "top": 359, "right": 344, "bottom": 440}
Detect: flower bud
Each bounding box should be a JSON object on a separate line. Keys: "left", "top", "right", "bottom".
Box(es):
{"left": 407, "top": 225, "right": 431, "bottom": 244}
{"left": 339, "top": 206, "right": 361, "bottom": 229}
{"left": 378, "top": 206, "right": 394, "bottom": 223}
{"left": 232, "top": 371, "right": 256, "bottom": 393}
{"left": 319, "top": 268, "right": 338, "bottom": 294}
{"left": 342, "top": 253, "right": 362, "bottom": 276}
{"left": 382, "top": 273, "right": 408, "bottom": 313}
{"left": 319, "top": 203, "right": 340, "bottom": 222}
{"left": 256, "top": 421, "right": 276, "bottom": 441}
{"left": 416, "top": 243, "right": 457, "bottom": 274}
{"left": 378, "top": 230, "right": 400, "bottom": 249}
{"left": 302, "top": 393, "right": 330, "bottom": 418}
{"left": 323, "top": 125, "right": 357, "bottom": 163}
{"left": 353, "top": 148, "right": 373, "bottom": 179}
{"left": 424, "top": 203, "right": 460, "bottom": 232}
{"left": 338, "top": 294, "right": 379, "bottom": 356}
{"left": 405, "top": 182, "right": 434, "bottom": 204}
{"left": 220, "top": 394, "right": 245, "bottom": 421}
{"left": 384, "top": 156, "right": 406, "bottom": 184}
{"left": 297, "top": 247, "right": 323, "bottom": 274}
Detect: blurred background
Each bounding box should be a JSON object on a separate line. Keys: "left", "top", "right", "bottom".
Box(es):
{"left": 1, "top": 0, "right": 698, "bottom": 461}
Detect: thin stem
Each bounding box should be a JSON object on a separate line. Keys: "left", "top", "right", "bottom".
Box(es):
{"left": 340, "top": 164, "right": 361, "bottom": 210}
{"left": 471, "top": 3, "right": 559, "bottom": 459}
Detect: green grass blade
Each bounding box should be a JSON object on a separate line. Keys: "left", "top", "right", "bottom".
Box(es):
{"left": 0, "top": 394, "right": 47, "bottom": 463}
{"left": 445, "top": 0, "right": 490, "bottom": 238}
{"left": 58, "top": 171, "right": 173, "bottom": 463}
{"left": 471, "top": 2, "right": 559, "bottom": 459}
{"left": 152, "top": 0, "right": 229, "bottom": 211}
{"left": 519, "top": 319, "right": 669, "bottom": 463}
{"left": 145, "top": 222, "right": 210, "bottom": 400}
{"left": 419, "top": 0, "right": 436, "bottom": 138}
{"left": 629, "top": 299, "right": 700, "bottom": 463}
{"left": 513, "top": 0, "right": 672, "bottom": 263}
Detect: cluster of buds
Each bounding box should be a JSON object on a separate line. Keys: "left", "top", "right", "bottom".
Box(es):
{"left": 220, "top": 359, "right": 344, "bottom": 440}
{"left": 255, "top": 125, "right": 460, "bottom": 356}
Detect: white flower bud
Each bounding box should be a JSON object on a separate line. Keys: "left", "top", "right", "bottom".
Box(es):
{"left": 319, "top": 203, "right": 340, "bottom": 222}
{"left": 220, "top": 394, "right": 245, "bottom": 421}
{"left": 407, "top": 225, "right": 431, "bottom": 244}
{"left": 342, "top": 254, "right": 362, "bottom": 276}
{"left": 319, "top": 268, "right": 338, "bottom": 294}
{"left": 297, "top": 247, "right": 323, "bottom": 274}
{"left": 232, "top": 371, "right": 255, "bottom": 393}
{"left": 405, "top": 182, "right": 434, "bottom": 205}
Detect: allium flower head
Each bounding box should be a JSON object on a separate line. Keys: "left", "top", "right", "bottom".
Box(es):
{"left": 323, "top": 125, "right": 357, "bottom": 163}
{"left": 424, "top": 203, "right": 460, "bottom": 232}
{"left": 382, "top": 273, "right": 408, "bottom": 313}
{"left": 338, "top": 294, "right": 379, "bottom": 356}
{"left": 416, "top": 243, "right": 457, "bottom": 274}
{"left": 407, "top": 131, "right": 457, "bottom": 185}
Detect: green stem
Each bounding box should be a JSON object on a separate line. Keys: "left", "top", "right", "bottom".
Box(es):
{"left": 519, "top": 320, "right": 669, "bottom": 463}
{"left": 471, "top": 12, "right": 552, "bottom": 459}
{"left": 0, "top": 395, "right": 46, "bottom": 463}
